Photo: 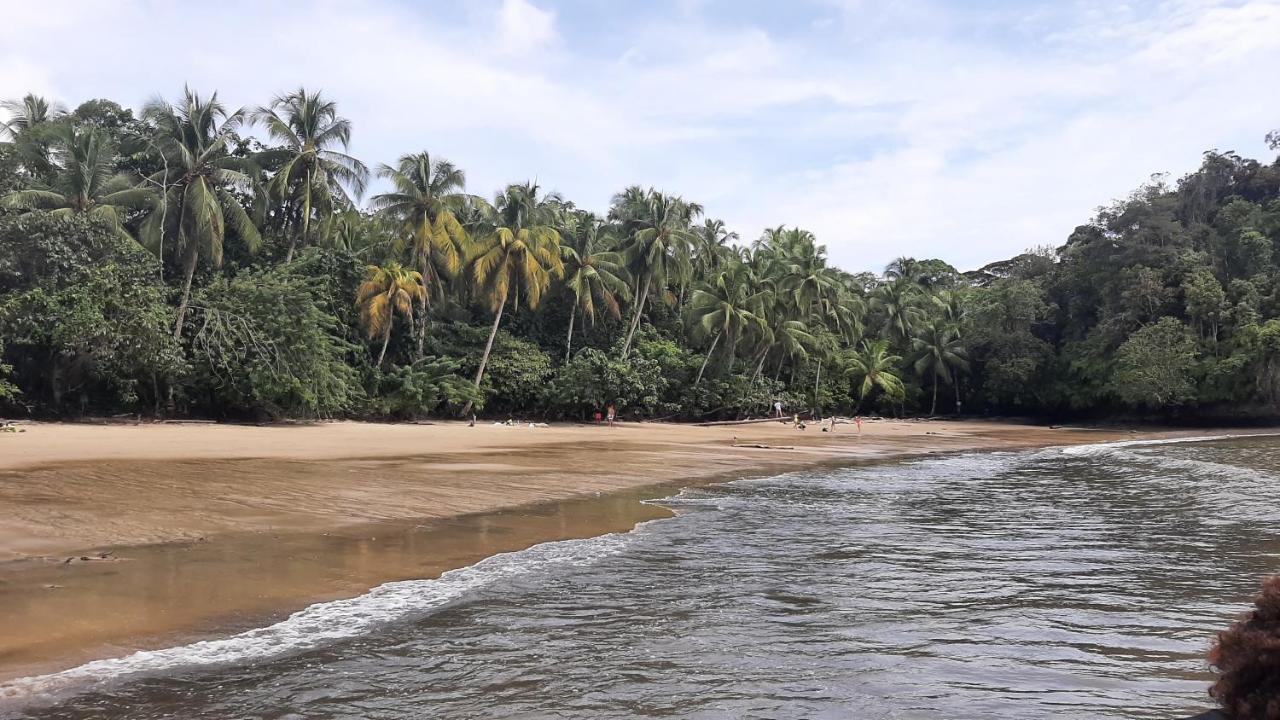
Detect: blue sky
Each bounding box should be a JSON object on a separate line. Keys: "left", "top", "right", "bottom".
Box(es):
{"left": 2, "top": 0, "right": 1278, "bottom": 272}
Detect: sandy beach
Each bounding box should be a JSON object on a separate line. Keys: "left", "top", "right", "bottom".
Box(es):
{"left": 0, "top": 419, "right": 1235, "bottom": 684}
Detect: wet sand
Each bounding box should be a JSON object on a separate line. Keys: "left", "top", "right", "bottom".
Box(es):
{"left": 0, "top": 419, "right": 1228, "bottom": 683}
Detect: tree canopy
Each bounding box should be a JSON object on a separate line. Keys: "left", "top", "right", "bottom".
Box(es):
{"left": 2, "top": 89, "right": 1278, "bottom": 422}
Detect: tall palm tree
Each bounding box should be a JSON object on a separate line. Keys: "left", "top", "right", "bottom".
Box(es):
{"left": 1, "top": 93, "right": 67, "bottom": 176}
{"left": 694, "top": 218, "right": 737, "bottom": 275}
{"left": 357, "top": 262, "right": 426, "bottom": 367}
{"left": 460, "top": 182, "right": 564, "bottom": 415}
{"left": 873, "top": 278, "right": 920, "bottom": 347}
{"left": 612, "top": 187, "right": 702, "bottom": 355}
{"left": 848, "top": 339, "right": 905, "bottom": 411}
{"left": 139, "top": 87, "right": 263, "bottom": 338}
{"left": 0, "top": 93, "right": 66, "bottom": 140}
{"left": 912, "top": 319, "right": 969, "bottom": 415}
{"left": 560, "top": 211, "right": 629, "bottom": 361}
{"left": 253, "top": 88, "right": 369, "bottom": 262}
{"left": 688, "top": 262, "right": 767, "bottom": 383}
{"left": 371, "top": 152, "right": 470, "bottom": 358}
{"left": 0, "top": 123, "right": 154, "bottom": 240}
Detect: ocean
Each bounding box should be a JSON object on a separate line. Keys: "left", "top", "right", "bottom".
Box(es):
{"left": 4, "top": 435, "right": 1278, "bottom": 719}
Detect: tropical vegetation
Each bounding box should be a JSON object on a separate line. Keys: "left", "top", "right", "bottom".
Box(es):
{"left": 2, "top": 88, "right": 1279, "bottom": 423}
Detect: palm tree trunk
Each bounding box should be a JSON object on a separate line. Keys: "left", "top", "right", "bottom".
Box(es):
{"left": 813, "top": 359, "right": 822, "bottom": 417}
{"left": 461, "top": 301, "right": 506, "bottom": 416}
{"left": 416, "top": 280, "right": 428, "bottom": 361}
{"left": 375, "top": 321, "right": 392, "bottom": 367}
{"left": 694, "top": 331, "right": 721, "bottom": 386}
{"left": 287, "top": 168, "right": 313, "bottom": 264}
{"left": 172, "top": 244, "right": 198, "bottom": 339}
{"left": 954, "top": 378, "right": 962, "bottom": 415}
{"left": 930, "top": 374, "right": 938, "bottom": 416}
{"left": 773, "top": 354, "right": 785, "bottom": 383}
{"left": 751, "top": 351, "right": 768, "bottom": 381}
{"left": 620, "top": 273, "right": 651, "bottom": 356}
{"left": 564, "top": 303, "right": 576, "bottom": 363}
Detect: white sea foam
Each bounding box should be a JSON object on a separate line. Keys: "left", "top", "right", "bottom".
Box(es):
{"left": 0, "top": 531, "right": 635, "bottom": 708}
{"left": 1055, "top": 432, "right": 1280, "bottom": 457}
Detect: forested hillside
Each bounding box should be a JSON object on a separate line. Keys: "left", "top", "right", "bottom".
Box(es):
{"left": 1, "top": 89, "right": 1277, "bottom": 422}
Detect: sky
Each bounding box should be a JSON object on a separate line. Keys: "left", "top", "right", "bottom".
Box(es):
{"left": 1, "top": 0, "right": 1279, "bottom": 273}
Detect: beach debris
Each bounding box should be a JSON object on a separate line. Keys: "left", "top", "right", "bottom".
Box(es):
{"left": 60, "top": 553, "right": 119, "bottom": 564}
{"left": 0, "top": 420, "right": 24, "bottom": 433}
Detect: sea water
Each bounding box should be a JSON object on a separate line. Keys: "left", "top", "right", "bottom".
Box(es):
{"left": 4, "top": 435, "right": 1278, "bottom": 719}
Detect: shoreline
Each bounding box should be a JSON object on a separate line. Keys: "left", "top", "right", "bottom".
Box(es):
{"left": 0, "top": 419, "right": 1262, "bottom": 688}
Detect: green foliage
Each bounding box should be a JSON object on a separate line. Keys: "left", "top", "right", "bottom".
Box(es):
{"left": 0, "top": 213, "right": 181, "bottom": 413}
{"left": 365, "top": 357, "right": 480, "bottom": 418}
{"left": 1112, "top": 317, "right": 1200, "bottom": 409}
{"left": 185, "top": 267, "right": 360, "bottom": 418}
{"left": 2, "top": 87, "right": 1279, "bottom": 422}
{"left": 0, "top": 339, "right": 18, "bottom": 402}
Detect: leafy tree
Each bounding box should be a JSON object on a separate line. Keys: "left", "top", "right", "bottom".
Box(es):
{"left": 912, "top": 318, "right": 969, "bottom": 415}
{"left": 461, "top": 182, "right": 563, "bottom": 414}
{"left": 1112, "top": 317, "right": 1199, "bottom": 408}
{"left": 371, "top": 151, "right": 470, "bottom": 357}
{"left": 139, "top": 87, "right": 263, "bottom": 337}
{"left": 559, "top": 211, "right": 628, "bottom": 361}
{"left": 356, "top": 262, "right": 425, "bottom": 367}
{"left": 186, "top": 268, "right": 360, "bottom": 418}
{"left": 254, "top": 88, "right": 369, "bottom": 262}
{"left": 688, "top": 262, "right": 765, "bottom": 381}
{"left": 366, "top": 356, "right": 480, "bottom": 418}
{"left": 1, "top": 123, "right": 154, "bottom": 241}
{"left": 0, "top": 213, "right": 181, "bottom": 414}
{"left": 613, "top": 187, "right": 702, "bottom": 355}
{"left": 0, "top": 93, "right": 66, "bottom": 176}
{"left": 847, "top": 339, "right": 905, "bottom": 411}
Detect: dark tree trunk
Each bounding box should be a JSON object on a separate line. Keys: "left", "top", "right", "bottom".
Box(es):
{"left": 461, "top": 300, "right": 506, "bottom": 416}
{"left": 173, "top": 244, "right": 198, "bottom": 339}
{"left": 694, "top": 332, "right": 721, "bottom": 386}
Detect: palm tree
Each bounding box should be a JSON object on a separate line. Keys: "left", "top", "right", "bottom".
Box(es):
{"left": 688, "top": 262, "right": 766, "bottom": 383}
{"left": 253, "top": 88, "right": 369, "bottom": 262}
{"left": 0, "top": 93, "right": 66, "bottom": 140}
{"left": 848, "top": 339, "right": 905, "bottom": 411}
{"left": 694, "top": 218, "right": 737, "bottom": 275}
{"left": 911, "top": 319, "right": 969, "bottom": 415}
{"left": 560, "top": 211, "right": 629, "bottom": 361}
{"left": 873, "top": 278, "right": 920, "bottom": 346}
{"left": 371, "top": 152, "right": 470, "bottom": 358}
{"left": 612, "top": 187, "right": 702, "bottom": 355}
{"left": 0, "top": 123, "right": 153, "bottom": 240}
{"left": 1, "top": 93, "right": 67, "bottom": 176}
{"left": 139, "top": 87, "right": 263, "bottom": 338}
{"left": 357, "top": 262, "right": 426, "bottom": 367}
{"left": 461, "top": 182, "right": 564, "bottom": 415}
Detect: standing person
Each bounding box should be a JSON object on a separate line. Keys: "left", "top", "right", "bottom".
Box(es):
{"left": 855, "top": 415, "right": 863, "bottom": 436}
{"left": 1182, "top": 575, "right": 1280, "bottom": 720}
{"left": 774, "top": 399, "right": 784, "bottom": 418}
{"left": 606, "top": 403, "right": 616, "bottom": 428}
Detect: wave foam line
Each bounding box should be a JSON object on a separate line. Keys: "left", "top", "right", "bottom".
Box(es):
{"left": 0, "top": 531, "right": 634, "bottom": 708}
{"left": 1055, "top": 432, "right": 1280, "bottom": 457}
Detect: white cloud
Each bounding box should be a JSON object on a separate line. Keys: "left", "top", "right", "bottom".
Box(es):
{"left": 496, "top": 0, "right": 558, "bottom": 52}
{"left": 1, "top": 0, "right": 1277, "bottom": 272}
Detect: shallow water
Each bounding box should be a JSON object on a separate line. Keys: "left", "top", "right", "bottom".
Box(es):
{"left": 5, "top": 435, "right": 1278, "bottom": 719}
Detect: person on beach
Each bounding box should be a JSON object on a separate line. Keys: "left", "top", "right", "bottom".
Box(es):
{"left": 855, "top": 416, "right": 863, "bottom": 435}
{"left": 1183, "top": 575, "right": 1280, "bottom": 720}
{"left": 792, "top": 414, "right": 806, "bottom": 430}
{"left": 606, "top": 403, "right": 616, "bottom": 428}
{"left": 774, "top": 400, "right": 783, "bottom": 418}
